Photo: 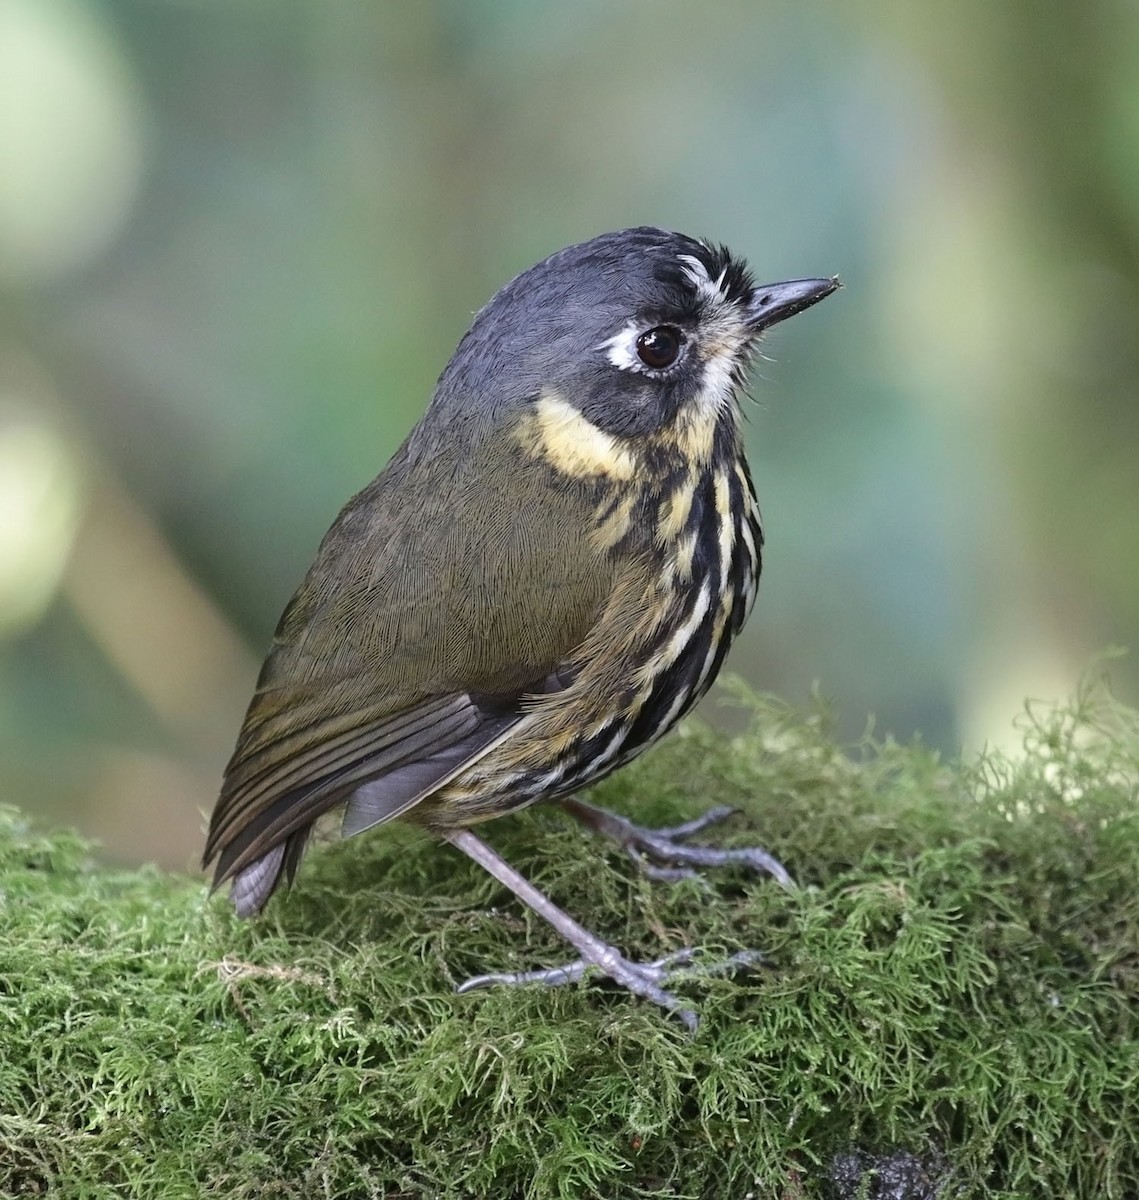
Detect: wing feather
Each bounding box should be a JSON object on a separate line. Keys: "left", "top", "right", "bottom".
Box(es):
{"left": 206, "top": 692, "right": 492, "bottom": 874}
{"left": 204, "top": 427, "right": 616, "bottom": 911}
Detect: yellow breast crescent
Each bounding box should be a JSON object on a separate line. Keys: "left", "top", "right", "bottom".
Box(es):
{"left": 517, "top": 391, "right": 637, "bottom": 480}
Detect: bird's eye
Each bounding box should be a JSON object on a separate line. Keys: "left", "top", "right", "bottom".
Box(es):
{"left": 635, "top": 326, "right": 683, "bottom": 370}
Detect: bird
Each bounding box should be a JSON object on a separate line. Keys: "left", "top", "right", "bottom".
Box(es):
{"left": 203, "top": 227, "right": 838, "bottom": 1028}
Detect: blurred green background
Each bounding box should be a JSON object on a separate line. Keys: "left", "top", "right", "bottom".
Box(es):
{"left": 2, "top": 0, "right": 1137, "bottom": 870}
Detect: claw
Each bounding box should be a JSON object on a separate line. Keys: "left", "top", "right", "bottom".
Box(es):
{"left": 456, "top": 946, "right": 768, "bottom": 1033}
{"left": 562, "top": 797, "right": 795, "bottom": 889}
{"left": 457, "top": 947, "right": 699, "bottom": 1030}
{"left": 457, "top": 961, "right": 590, "bottom": 990}
{"left": 650, "top": 805, "right": 739, "bottom": 841}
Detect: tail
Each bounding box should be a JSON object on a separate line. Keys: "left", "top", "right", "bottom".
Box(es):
{"left": 211, "top": 828, "right": 310, "bottom": 917}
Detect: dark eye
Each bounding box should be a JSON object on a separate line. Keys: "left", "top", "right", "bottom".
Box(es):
{"left": 635, "top": 325, "right": 683, "bottom": 370}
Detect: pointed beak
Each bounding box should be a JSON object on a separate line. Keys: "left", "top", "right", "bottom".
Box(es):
{"left": 747, "top": 276, "right": 840, "bottom": 331}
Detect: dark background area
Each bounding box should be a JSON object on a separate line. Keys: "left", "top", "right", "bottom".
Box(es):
{"left": 2, "top": 0, "right": 1137, "bottom": 868}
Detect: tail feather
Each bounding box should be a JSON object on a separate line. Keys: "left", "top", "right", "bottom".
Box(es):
{"left": 229, "top": 842, "right": 288, "bottom": 917}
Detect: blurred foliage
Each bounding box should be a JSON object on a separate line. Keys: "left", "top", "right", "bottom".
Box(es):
{"left": 2, "top": 689, "right": 1137, "bottom": 1196}
{"left": 1, "top": 0, "right": 1138, "bottom": 865}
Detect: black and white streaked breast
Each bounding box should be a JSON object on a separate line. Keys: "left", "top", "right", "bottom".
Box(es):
{"left": 549, "top": 454, "right": 764, "bottom": 797}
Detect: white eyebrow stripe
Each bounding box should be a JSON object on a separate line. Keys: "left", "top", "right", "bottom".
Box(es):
{"left": 678, "top": 253, "right": 727, "bottom": 304}
{"left": 678, "top": 253, "right": 709, "bottom": 286}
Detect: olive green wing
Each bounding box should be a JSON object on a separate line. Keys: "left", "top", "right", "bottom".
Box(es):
{"left": 204, "top": 435, "right": 615, "bottom": 912}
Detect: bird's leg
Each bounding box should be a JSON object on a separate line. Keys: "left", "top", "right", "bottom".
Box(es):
{"left": 560, "top": 796, "right": 794, "bottom": 889}
{"left": 446, "top": 828, "right": 763, "bottom": 1030}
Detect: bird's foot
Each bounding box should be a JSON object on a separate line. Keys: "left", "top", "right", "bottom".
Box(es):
{"left": 561, "top": 797, "right": 794, "bottom": 888}
{"left": 457, "top": 946, "right": 766, "bottom": 1032}
{"left": 445, "top": 828, "right": 769, "bottom": 1030}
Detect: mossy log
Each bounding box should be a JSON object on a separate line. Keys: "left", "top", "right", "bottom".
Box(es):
{"left": 2, "top": 687, "right": 1136, "bottom": 1198}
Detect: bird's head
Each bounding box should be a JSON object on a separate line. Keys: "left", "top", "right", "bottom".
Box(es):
{"left": 427, "top": 227, "right": 838, "bottom": 474}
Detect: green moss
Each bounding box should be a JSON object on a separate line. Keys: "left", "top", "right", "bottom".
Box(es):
{"left": 2, "top": 684, "right": 1137, "bottom": 1198}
